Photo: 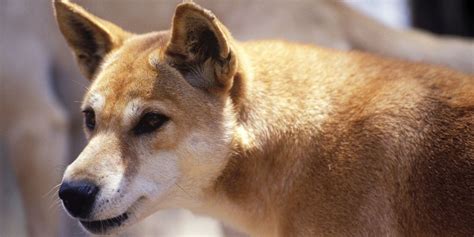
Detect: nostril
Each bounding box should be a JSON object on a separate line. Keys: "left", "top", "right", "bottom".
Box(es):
{"left": 58, "top": 181, "right": 100, "bottom": 219}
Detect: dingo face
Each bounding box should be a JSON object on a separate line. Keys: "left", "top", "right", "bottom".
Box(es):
{"left": 55, "top": 1, "right": 239, "bottom": 234}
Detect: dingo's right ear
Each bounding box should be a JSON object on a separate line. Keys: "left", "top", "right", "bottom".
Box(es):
{"left": 53, "top": 0, "right": 130, "bottom": 80}
{"left": 165, "top": 2, "right": 237, "bottom": 92}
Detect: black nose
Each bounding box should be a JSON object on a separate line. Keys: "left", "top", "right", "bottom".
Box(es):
{"left": 58, "top": 181, "right": 99, "bottom": 218}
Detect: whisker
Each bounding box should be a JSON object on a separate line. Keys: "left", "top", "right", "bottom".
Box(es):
{"left": 48, "top": 199, "right": 62, "bottom": 211}
{"left": 42, "top": 183, "right": 62, "bottom": 199}
{"left": 68, "top": 77, "right": 90, "bottom": 92}
{"left": 174, "top": 182, "right": 193, "bottom": 199}
{"left": 47, "top": 186, "right": 63, "bottom": 200}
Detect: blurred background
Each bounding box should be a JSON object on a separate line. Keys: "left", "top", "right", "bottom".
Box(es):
{"left": 1, "top": 0, "right": 472, "bottom": 236}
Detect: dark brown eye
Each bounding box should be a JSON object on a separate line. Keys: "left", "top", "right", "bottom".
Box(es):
{"left": 82, "top": 109, "right": 95, "bottom": 130}
{"left": 133, "top": 112, "right": 169, "bottom": 135}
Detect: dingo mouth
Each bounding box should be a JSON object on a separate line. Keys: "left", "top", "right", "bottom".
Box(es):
{"left": 79, "top": 198, "right": 144, "bottom": 234}
{"left": 80, "top": 212, "right": 129, "bottom": 234}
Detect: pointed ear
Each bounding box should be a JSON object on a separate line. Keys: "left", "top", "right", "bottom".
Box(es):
{"left": 165, "top": 2, "right": 237, "bottom": 92}
{"left": 53, "top": 0, "right": 129, "bottom": 80}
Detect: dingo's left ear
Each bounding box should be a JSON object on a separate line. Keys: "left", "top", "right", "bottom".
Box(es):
{"left": 165, "top": 2, "right": 237, "bottom": 92}
{"left": 53, "top": 0, "right": 130, "bottom": 80}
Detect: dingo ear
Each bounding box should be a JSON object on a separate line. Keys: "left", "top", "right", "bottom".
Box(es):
{"left": 165, "top": 2, "right": 237, "bottom": 92}
{"left": 53, "top": 0, "right": 129, "bottom": 80}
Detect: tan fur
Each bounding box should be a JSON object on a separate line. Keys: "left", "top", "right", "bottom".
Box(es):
{"left": 6, "top": 0, "right": 474, "bottom": 236}
{"left": 213, "top": 43, "right": 474, "bottom": 236}
{"left": 54, "top": 1, "right": 474, "bottom": 236}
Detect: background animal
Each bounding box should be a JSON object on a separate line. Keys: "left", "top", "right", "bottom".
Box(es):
{"left": 1, "top": 0, "right": 472, "bottom": 236}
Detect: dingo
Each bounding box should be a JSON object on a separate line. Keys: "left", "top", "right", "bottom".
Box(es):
{"left": 54, "top": 1, "right": 473, "bottom": 236}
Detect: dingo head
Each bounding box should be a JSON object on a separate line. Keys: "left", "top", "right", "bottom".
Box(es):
{"left": 54, "top": 0, "right": 243, "bottom": 234}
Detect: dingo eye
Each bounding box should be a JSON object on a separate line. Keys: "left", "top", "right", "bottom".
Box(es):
{"left": 133, "top": 112, "right": 169, "bottom": 135}
{"left": 82, "top": 109, "right": 96, "bottom": 130}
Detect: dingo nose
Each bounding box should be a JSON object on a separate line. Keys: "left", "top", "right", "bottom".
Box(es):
{"left": 58, "top": 181, "right": 99, "bottom": 218}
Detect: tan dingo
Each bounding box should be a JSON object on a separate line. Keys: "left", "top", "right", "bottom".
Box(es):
{"left": 54, "top": 1, "right": 473, "bottom": 236}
